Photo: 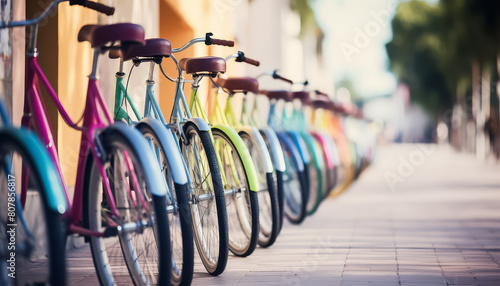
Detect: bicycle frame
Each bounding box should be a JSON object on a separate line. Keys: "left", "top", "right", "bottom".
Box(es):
{"left": 224, "top": 92, "right": 275, "bottom": 174}
{"left": 22, "top": 52, "right": 161, "bottom": 236}
{"left": 243, "top": 95, "right": 286, "bottom": 173}
{"left": 112, "top": 62, "right": 188, "bottom": 186}
{"left": 190, "top": 85, "right": 259, "bottom": 192}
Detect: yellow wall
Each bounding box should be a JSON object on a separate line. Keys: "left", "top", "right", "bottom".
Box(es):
{"left": 57, "top": 3, "right": 97, "bottom": 193}
{"left": 52, "top": 0, "right": 242, "bottom": 191}
{"left": 26, "top": 1, "right": 60, "bottom": 144}
{"left": 158, "top": 0, "right": 239, "bottom": 119}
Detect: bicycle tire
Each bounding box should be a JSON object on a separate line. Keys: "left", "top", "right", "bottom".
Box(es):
{"left": 181, "top": 123, "right": 229, "bottom": 276}
{"left": 239, "top": 131, "right": 279, "bottom": 248}
{"left": 0, "top": 130, "right": 66, "bottom": 286}
{"left": 259, "top": 129, "right": 286, "bottom": 233}
{"left": 302, "top": 133, "right": 325, "bottom": 216}
{"left": 212, "top": 128, "right": 259, "bottom": 257}
{"left": 136, "top": 123, "right": 194, "bottom": 286}
{"left": 83, "top": 128, "right": 171, "bottom": 286}
{"left": 277, "top": 132, "right": 308, "bottom": 224}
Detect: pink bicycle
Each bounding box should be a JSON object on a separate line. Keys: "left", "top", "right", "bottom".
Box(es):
{"left": 1, "top": 0, "right": 172, "bottom": 285}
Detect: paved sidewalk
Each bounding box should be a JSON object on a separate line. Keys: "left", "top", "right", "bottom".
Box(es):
{"left": 68, "top": 144, "right": 500, "bottom": 285}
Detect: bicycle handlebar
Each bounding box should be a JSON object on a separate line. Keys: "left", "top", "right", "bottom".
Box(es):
{"left": 225, "top": 51, "right": 260, "bottom": 66}
{"left": 172, "top": 33, "right": 235, "bottom": 53}
{"left": 0, "top": 0, "right": 114, "bottom": 28}
{"left": 315, "top": 90, "right": 329, "bottom": 97}
{"left": 82, "top": 1, "right": 115, "bottom": 15}
{"left": 235, "top": 51, "right": 260, "bottom": 66}
{"left": 272, "top": 70, "right": 294, "bottom": 85}
{"left": 211, "top": 38, "right": 234, "bottom": 47}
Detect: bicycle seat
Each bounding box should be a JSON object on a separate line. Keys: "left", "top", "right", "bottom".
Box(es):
{"left": 292, "top": 91, "right": 310, "bottom": 104}
{"left": 179, "top": 56, "right": 226, "bottom": 75}
{"left": 122, "top": 38, "right": 172, "bottom": 61}
{"left": 329, "top": 100, "right": 346, "bottom": 113}
{"left": 311, "top": 97, "right": 332, "bottom": 110}
{"left": 215, "top": 77, "right": 259, "bottom": 94}
{"left": 260, "top": 90, "right": 292, "bottom": 102}
{"left": 78, "top": 23, "right": 145, "bottom": 49}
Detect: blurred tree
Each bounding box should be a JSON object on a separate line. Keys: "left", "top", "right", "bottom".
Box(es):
{"left": 386, "top": 1, "right": 454, "bottom": 117}
{"left": 289, "top": 0, "right": 324, "bottom": 56}
{"left": 387, "top": 0, "right": 500, "bottom": 116}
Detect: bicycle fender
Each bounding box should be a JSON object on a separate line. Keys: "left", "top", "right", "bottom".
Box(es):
{"left": 211, "top": 124, "right": 260, "bottom": 192}
{"left": 100, "top": 123, "right": 167, "bottom": 196}
{"left": 1, "top": 128, "right": 67, "bottom": 214}
{"left": 136, "top": 117, "right": 188, "bottom": 185}
{"left": 259, "top": 127, "right": 286, "bottom": 172}
{"left": 183, "top": 117, "right": 211, "bottom": 132}
{"left": 276, "top": 132, "right": 305, "bottom": 172}
{"left": 301, "top": 132, "right": 325, "bottom": 170}
{"left": 287, "top": 131, "right": 311, "bottom": 165}
{"left": 311, "top": 131, "right": 334, "bottom": 169}
{"left": 238, "top": 126, "right": 274, "bottom": 174}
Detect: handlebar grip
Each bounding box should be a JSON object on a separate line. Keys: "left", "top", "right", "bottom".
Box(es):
{"left": 244, "top": 57, "right": 260, "bottom": 67}
{"left": 273, "top": 72, "right": 293, "bottom": 85}
{"left": 315, "top": 90, "right": 329, "bottom": 97}
{"left": 85, "top": 1, "right": 115, "bottom": 16}
{"left": 211, "top": 38, "right": 235, "bottom": 47}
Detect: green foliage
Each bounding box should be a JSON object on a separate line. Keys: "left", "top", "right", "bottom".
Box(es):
{"left": 289, "top": 0, "right": 322, "bottom": 38}
{"left": 386, "top": 0, "right": 500, "bottom": 116}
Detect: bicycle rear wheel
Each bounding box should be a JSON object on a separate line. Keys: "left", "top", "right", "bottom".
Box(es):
{"left": 0, "top": 130, "right": 66, "bottom": 286}
{"left": 181, "top": 123, "right": 228, "bottom": 276}
{"left": 84, "top": 128, "right": 171, "bottom": 285}
{"left": 239, "top": 130, "right": 279, "bottom": 248}
{"left": 137, "top": 123, "right": 194, "bottom": 286}
{"left": 212, "top": 128, "right": 259, "bottom": 257}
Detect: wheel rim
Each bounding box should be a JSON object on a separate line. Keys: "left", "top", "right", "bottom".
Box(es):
{"left": 143, "top": 132, "right": 183, "bottom": 283}
{"left": 183, "top": 130, "right": 220, "bottom": 272}
{"left": 213, "top": 132, "right": 252, "bottom": 254}
{"left": 88, "top": 142, "right": 161, "bottom": 285}
{"left": 281, "top": 145, "right": 303, "bottom": 221}
{"left": 241, "top": 135, "right": 273, "bottom": 242}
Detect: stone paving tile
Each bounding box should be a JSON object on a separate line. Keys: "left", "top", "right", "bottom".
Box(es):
{"left": 58, "top": 145, "right": 500, "bottom": 285}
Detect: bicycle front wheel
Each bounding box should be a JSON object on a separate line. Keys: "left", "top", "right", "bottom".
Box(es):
{"left": 0, "top": 130, "right": 66, "bottom": 286}
{"left": 302, "top": 133, "right": 325, "bottom": 216}
{"left": 84, "top": 128, "right": 171, "bottom": 286}
{"left": 239, "top": 130, "right": 279, "bottom": 248}
{"left": 212, "top": 128, "right": 259, "bottom": 257}
{"left": 181, "top": 123, "right": 229, "bottom": 276}
{"left": 277, "top": 132, "right": 308, "bottom": 224}
{"left": 137, "top": 122, "right": 194, "bottom": 286}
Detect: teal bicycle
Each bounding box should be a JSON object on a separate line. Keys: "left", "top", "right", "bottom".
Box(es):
{"left": 0, "top": 98, "right": 67, "bottom": 285}
{"left": 112, "top": 35, "right": 235, "bottom": 276}
{"left": 111, "top": 39, "right": 194, "bottom": 286}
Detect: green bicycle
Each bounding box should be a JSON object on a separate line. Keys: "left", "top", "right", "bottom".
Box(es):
{"left": 184, "top": 55, "right": 261, "bottom": 257}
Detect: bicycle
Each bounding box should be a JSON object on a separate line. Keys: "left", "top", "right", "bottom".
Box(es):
{"left": 120, "top": 35, "right": 235, "bottom": 276}
{"left": 185, "top": 56, "right": 261, "bottom": 257}
{"left": 289, "top": 90, "right": 328, "bottom": 215}
{"left": 0, "top": 99, "right": 67, "bottom": 285}
{"left": 1, "top": 1, "right": 172, "bottom": 284}
{"left": 111, "top": 38, "right": 194, "bottom": 286}
{"left": 312, "top": 93, "right": 357, "bottom": 198}
{"left": 309, "top": 96, "right": 342, "bottom": 198}
{"left": 214, "top": 51, "right": 281, "bottom": 247}
{"left": 259, "top": 88, "right": 309, "bottom": 224}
